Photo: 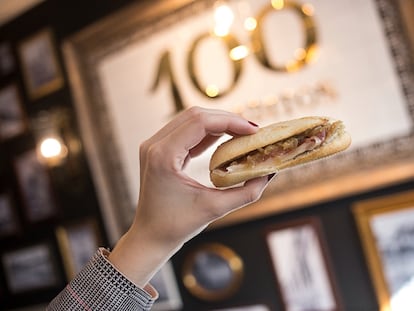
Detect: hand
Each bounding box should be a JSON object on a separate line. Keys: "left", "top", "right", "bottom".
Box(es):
{"left": 108, "top": 107, "right": 276, "bottom": 287}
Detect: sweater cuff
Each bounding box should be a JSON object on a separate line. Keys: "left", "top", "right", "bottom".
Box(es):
{"left": 48, "top": 248, "right": 158, "bottom": 311}
{"left": 99, "top": 248, "right": 159, "bottom": 299}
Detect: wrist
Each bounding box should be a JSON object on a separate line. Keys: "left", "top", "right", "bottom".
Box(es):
{"left": 107, "top": 226, "right": 181, "bottom": 287}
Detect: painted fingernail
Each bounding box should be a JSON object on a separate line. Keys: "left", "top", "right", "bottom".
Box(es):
{"left": 248, "top": 121, "right": 258, "bottom": 127}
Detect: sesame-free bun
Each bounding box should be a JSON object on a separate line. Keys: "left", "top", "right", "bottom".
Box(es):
{"left": 209, "top": 116, "right": 351, "bottom": 187}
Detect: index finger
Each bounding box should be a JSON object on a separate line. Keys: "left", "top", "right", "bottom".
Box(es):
{"left": 162, "top": 108, "right": 258, "bottom": 159}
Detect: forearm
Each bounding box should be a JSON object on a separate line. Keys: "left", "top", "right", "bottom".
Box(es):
{"left": 107, "top": 226, "right": 184, "bottom": 288}
{"left": 48, "top": 248, "right": 157, "bottom": 311}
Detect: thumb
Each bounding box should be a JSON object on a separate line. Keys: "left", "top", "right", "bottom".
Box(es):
{"left": 210, "top": 173, "right": 278, "bottom": 216}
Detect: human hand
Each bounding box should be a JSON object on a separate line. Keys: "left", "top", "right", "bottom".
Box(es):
{"left": 108, "top": 107, "right": 276, "bottom": 287}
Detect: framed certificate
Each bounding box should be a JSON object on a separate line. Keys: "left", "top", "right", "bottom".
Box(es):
{"left": 353, "top": 191, "right": 414, "bottom": 311}
{"left": 265, "top": 217, "right": 342, "bottom": 311}
{"left": 63, "top": 0, "right": 414, "bottom": 241}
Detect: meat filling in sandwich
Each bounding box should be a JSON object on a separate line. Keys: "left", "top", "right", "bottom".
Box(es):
{"left": 214, "top": 121, "right": 344, "bottom": 176}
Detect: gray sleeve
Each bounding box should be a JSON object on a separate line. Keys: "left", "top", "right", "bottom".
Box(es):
{"left": 47, "top": 248, "right": 157, "bottom": 311}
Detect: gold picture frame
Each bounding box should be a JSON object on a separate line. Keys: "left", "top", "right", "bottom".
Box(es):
{"left": 18, "top": 28, "right": 64, "bottom": 100}
{"left": 55, "top": 219, "right": 101, "bottom": 280}
{"left": 353, "top": 190, "right": 414, "bottom": 311}
{"left": 182, "top": 242, "right": 244, "bottom": 302}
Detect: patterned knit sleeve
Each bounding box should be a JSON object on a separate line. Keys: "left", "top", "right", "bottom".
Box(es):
{"left": 47, "top": 248, "right": 158, "bottom": 311}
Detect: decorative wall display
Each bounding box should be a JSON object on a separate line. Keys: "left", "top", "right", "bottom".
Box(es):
{"left": 150, "top": 261, "right": 183, "bottom": 311}
{"left": 0, "top": 42, "right": 15, "bottom": 77}
{"left": 1, "top": 243, "right": 60, "bottom": 294}
{"left": 18, "top": 28, "right": 64, "bottom": 100}
{"left": 0, "top": 84, "right": 27, "bottom": 141}
{"left": 0, "top": 193, "right": 19, "bottom": 238}
{"left": 55, "top": 219, "right": 101, "bottom": 280}
{"left": 265, "top": 218, "right": 342, "bottom": 311}
{"left": 13, "top": 149, "right": 57, "bottom": 222}
{"left": 353, "top": 190, "right": 414, "bottom": 311}
{"left": 64, "top": 0, "right": 414, "bottom": 239}
{"left": 182, "top": 243, "right": 244, "bottom": 302}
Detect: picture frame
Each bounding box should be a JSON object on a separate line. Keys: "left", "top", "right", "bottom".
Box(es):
{"left": 55, "top": 219, "right": 101, "bottom": 280}
{"left": 264, "top": 217, "right": 342, "bottom": 311}
{"left": 150, "top": 261, "right": 183, "bottom": 311}
{"left": 63, "top": 0, "right": 414, "bottom": 240}
{"left": 182, "top": 242, "right": 244, "bottom": 302}
{"left": 18, "top": 28, "right": 64, "bottom": 100}
{"left": 0, "top": 42, "right": 15, "bottom": 77}
{"left": 13, "top": 149, "right": 57, "bottom": 222}
{"left": 0, "top": 84, "right": 28, "bottom": 141}
{"left": 0, "top": 192, "right": 19, "bottom": 238}
{"left": 353, "top": 190, "right": 414, "bottom": 311}
{"left": 1, "top": 243, "right": 60, "bottom": 294}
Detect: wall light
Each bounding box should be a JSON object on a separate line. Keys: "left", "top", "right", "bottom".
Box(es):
{"left": 31, "top": 108, "right": 80, "bottom": 169}
{"left": 213, "top": 2, "right": 235, "bottom": 37}
{"left": 39, "top": 136, "right": 68, "bottom": 164}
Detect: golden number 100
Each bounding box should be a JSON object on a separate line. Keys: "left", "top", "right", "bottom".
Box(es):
{"left": 151, "top": 1, "right": 317, "bottom": 114}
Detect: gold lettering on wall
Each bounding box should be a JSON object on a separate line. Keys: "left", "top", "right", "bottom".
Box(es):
{"left": 234, "top": 81, "right": 337, "bottom": 121}
{"left": 188, "top": 33, "right": 243, "bottom": 99}
{"left": 251, "top": 1, "right": 317, "bottom": 72}
{"left": 150, "top": 1, "right": 318, "bottom": 115}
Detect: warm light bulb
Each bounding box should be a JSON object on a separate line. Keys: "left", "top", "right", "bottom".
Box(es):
{"left": 205, "top": 85, "right": 220, "bottom": 97}
{"left": 213, "top": 4, "right": 234, "bottom": 36}
{"left": 244, "top": 17, "right": 257, "bottom": 31}
{"left": 229, "top": 45, "right": 249, "bottom": 61}
{"left": 271, "top": 0, "right": 284, "bottom": 10}
{"left": 39, "top": 137, "right": 64, "bottom": 158}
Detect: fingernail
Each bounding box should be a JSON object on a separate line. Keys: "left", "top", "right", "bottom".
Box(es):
{"left": 248, "top": 120, "right": 258, "bottom": 127}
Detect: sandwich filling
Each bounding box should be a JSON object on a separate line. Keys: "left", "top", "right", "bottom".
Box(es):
{"left": 213, "top": 121, "right": 343, "bottom": 176}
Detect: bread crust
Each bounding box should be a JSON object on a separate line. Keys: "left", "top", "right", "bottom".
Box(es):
{"left": 209, "top": 116, "right": 351, "bottom": 187}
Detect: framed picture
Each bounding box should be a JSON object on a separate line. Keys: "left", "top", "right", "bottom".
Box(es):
{"left": 0, "top": 192, "right": 19, "bottom": 238}
{"left": 1, "top": 243, "right": 60, "bottom": 294}
{"left": 353, "top": 190, "right": 414, "bottom": 311}
{"left": 265, "top": 218, "right": 342, "bottom": 311}
{"left": 182, "top": 242, "right": 244, "bottom": 302}
{"left": 0, "top": 42, "right": 15, "bottom": 77}
{"left": 0, "top": 84, "right": 27, "bottom": 141}
{"left": 13, "top": 149, "right": 57, "bottom": 222}
{"left": 55, "top": 219, "right": 101, "bottom": 280}
{"left": 63, "top": 0, "right": 414, "bottom": 239}
{"left": 18, "top": 28, "right": 64, "bottom": 100}
{"left": 150, "top": 261, "right": 183, "bottom": 311}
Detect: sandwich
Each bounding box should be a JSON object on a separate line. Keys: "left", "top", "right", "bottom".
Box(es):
{"left": 209, "top": 116, "right": 351, "bottom": 187}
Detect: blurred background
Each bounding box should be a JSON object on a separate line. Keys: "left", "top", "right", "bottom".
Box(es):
{"left": 0, "top": 0, "right": 413, "bottom": 310}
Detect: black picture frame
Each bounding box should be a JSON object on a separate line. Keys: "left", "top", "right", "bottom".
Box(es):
{"left": 0, "top": 42, "right": 15, "bottom": 77}
{"left": 0, "top": 192, "right": 20, "bottom": 238}
{"left": 1, "top": 242, "right": 61, "bottom": 294}
{"left": 13, "top": 149, "right": 57, "bottom": 223}
{"left": 18, "top": 28, "right": 64, "bottom": 100}
{"left": 264, "top": 217, "right": 342, "bottom": 311}
{"left": 0, "top": 84, "right": 28, "bottom": 141}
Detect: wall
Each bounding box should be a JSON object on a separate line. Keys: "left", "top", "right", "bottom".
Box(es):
{"left": 0, "top": 0, "right": 413, "bottom": 310}
{"left": 0, "top": 0, "right": 137, "bottom": 309}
